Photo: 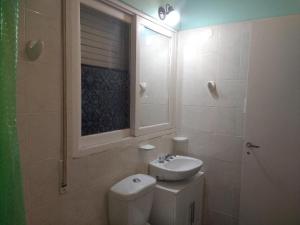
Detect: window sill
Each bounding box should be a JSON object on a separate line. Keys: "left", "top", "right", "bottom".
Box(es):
{"left": 72, "top": 128, "right": 176, "bottom": 158}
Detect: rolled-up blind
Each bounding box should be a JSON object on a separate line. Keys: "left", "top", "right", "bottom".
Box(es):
{"left": 80, "top": 5, "right": 129, "bottom": 70}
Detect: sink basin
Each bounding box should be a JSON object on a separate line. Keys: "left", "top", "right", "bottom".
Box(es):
{"left": 149, "top": 155, "right": 203, "bottom": 181}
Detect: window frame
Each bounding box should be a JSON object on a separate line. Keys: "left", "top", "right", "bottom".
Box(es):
{"left": 66, "top": 0, "right": 177, "bottom": 157}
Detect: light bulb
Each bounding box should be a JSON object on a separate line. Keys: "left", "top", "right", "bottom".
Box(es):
{"left": 165, "top": 10, "right": 180, "bottom": 26}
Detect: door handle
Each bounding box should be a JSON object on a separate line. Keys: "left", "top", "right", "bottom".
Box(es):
{"left": 189, "top": 201, "right": 195, "bottom": 225}
{"left": 246, "top": 142, "right": 260, "bottom": 149}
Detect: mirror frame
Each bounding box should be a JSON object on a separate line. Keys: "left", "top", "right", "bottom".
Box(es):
{"left": 133, "top": 16, "right": 177, "bottom": 136}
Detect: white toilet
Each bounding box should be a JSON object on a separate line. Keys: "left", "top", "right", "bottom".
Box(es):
{"left": 108, "top": 174, "right": 156, "bottom": 225}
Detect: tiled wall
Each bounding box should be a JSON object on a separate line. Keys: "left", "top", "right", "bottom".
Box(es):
{"left": 177, "top": 23, "right": 251, "bottom": 225}
{"left": 16, "top": 1, "right": 173, "bottom": 225}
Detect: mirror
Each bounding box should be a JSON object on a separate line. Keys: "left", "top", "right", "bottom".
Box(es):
{"left": 139, "top": 26, "right": 170, "bottom": 127}
{"left": 135, "top": 17, "right": 176, "bottom": 135}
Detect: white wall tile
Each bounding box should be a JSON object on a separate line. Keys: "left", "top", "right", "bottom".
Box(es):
{"left": 27, "top": 0, "right": 60, "bottom": 19}
{"left": 193, "top": 53, "right": 219, "bottom": 80}
{"left": 184, "top": 131, "right": 243, "bottom": 164}
{"left": 188, "top": 130, "right": 214, "bottom": 155}
{"left": 208, "top": 186, "right": 236, "bottom": 216}
{"left": 181, "top": 106, "right": 217, "bottom": 132}
{"left": 27, "top": 113, "right": 61, "bottom": 163}
{"left": 67, "top": 157, "right": 89, "bottom": 192}
{"left": 180, "top": 27, "right": 220, "bottom": 54}
{"left": 182, "top": 78, "right": 217, "bottom": 107}
{"left": 60, "top": 188, "right": 98, "bottom": 225}
{"left": 239, "top": 25, "right": 252, "bottom": 80}
{"left": 27, "top": 159, "right": 60, "bottom": 208}
{"left": 208, "top": 159, "right": 241, "bottom": 190}
{"left": 215, "top": 107, "right": 244, "bottom": 137}
{"left": 209, "top": 135, "right": 243, "bottom": 163}
{"left": 181, "top": 51, "right": 220, "bottom": 80}
{"left": 218, "top": 47, "right": 241, "bottom": 80}
{"left": 22, "top": 61, "right": 61, "bottom": 113}
{"left": 216, "top": 80, "right": 247, "bottom": 108}
{"left": 28, "top": 200, "right": 62, "bottom": 225}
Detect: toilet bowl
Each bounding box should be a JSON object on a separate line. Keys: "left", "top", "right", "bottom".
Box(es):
{"left": 108, "top": 174, "right": 156, "bottom": 225}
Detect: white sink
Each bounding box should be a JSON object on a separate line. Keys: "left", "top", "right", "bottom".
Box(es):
{"left": 149, "top": 155, "right": 203, "bottom": 181}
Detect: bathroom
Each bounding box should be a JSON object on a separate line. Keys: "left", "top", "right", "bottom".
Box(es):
{"left": 1, "top": 0, "right": 300, "bottom": 225}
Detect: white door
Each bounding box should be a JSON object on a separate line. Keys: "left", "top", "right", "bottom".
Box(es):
{"left": 239, "top": 15, "right": 300, "bottom": 225}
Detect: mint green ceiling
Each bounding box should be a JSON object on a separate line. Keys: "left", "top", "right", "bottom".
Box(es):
{"left": 179, "top": 0, "right": 300, "bottom": 30}
{"left": 119, "top": 0, "right": 300, "bottom": 30}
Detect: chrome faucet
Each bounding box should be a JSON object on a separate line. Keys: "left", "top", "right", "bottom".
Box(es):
{"left": 164, "top": 153, "right": 174, "bottom": 161}
{"left": 158, "top": 156, "right": 165, "bottom": 163}
{"left": 158, "top": 154, "right": 174, "bottom": 163}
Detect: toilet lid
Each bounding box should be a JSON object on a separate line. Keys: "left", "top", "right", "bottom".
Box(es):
{"left": 110, "top": 174, "right": 156, "bottom": 201}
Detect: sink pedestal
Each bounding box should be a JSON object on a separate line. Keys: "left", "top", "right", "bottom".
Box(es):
{"left": 150, "top": 172, "right": 204, "bottom": 225}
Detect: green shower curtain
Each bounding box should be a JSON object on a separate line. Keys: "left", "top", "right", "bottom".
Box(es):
{"left": 0, "top": 0, "right": 26, "bottom": 225}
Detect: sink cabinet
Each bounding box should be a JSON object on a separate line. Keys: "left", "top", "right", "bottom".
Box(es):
{"left": 150, "top": 172, "right": 204, "bottom": 225}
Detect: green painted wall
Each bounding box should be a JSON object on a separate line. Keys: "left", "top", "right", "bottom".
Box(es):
{"left": 180, "top": 0, "right": 300, "bottom": 30}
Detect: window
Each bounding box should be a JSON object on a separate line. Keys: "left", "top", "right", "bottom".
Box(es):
{"left": 66, "top": 0, "right": 176, "bottom": 156}
{"left": 80, "top": 5, "right": 130, "bottom": 136}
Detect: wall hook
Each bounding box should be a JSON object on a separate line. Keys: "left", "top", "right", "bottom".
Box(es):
{"left": 207, "top": 80, "right": 219, "bottom": 99}
{"left": 139, "top": 82, "right": 147, "bottom": 93}
{"left": 26, "top": 40, "right": 44, "bottom": 61}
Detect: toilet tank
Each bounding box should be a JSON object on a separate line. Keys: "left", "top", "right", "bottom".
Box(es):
{"left": 109, "top": 174, "right": 156, "bottom": 225}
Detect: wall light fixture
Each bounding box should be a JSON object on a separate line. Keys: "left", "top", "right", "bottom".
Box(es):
{"left": 158, "top": 4, "right": 180, "bottom": 26}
